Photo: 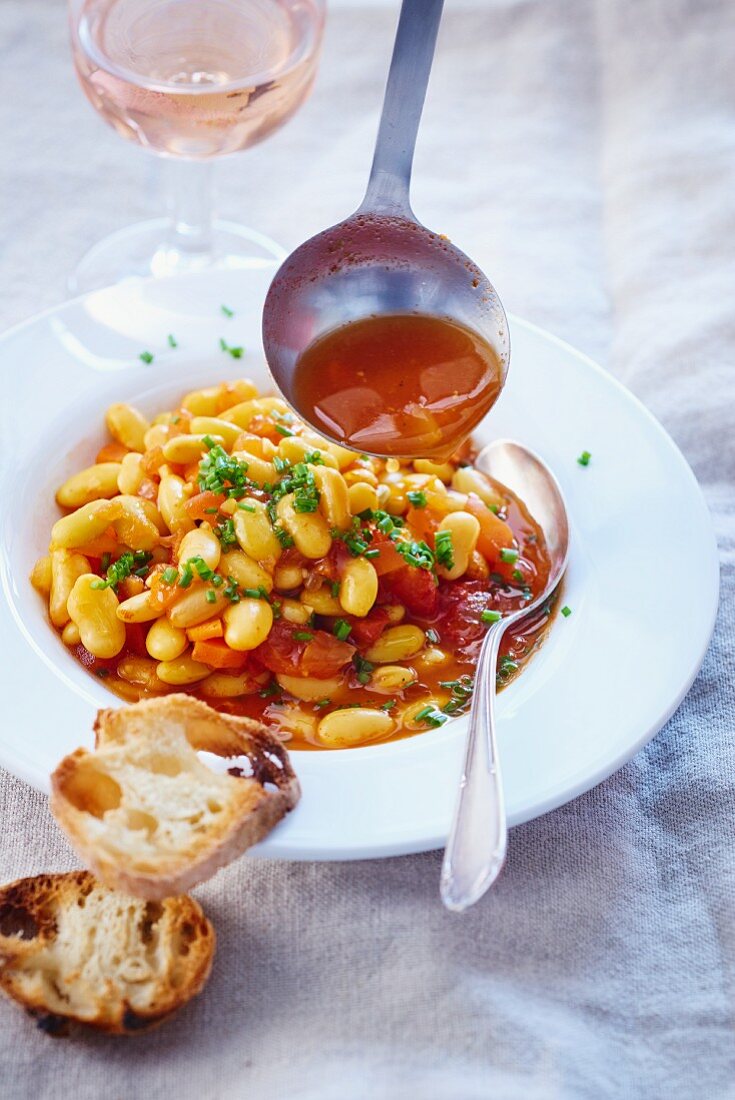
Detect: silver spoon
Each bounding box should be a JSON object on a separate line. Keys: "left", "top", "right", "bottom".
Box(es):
{"left": 440, "top": 440, "right": 570, "bottom": 912}
{"left": 262, "top": 0, "right": 509, "bottom": 454}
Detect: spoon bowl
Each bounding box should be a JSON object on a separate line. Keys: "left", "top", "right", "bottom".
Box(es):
{"left": 262, "top": 211, "right": 509, "bottom": 455}
{"left": 440, "top": 439, "right": 570, "bottom": 912}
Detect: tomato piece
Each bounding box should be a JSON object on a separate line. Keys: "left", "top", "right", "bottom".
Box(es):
{"left": 137, "top": 478, "right": 159, "bottom": 502}
{"left": 404, "top": 505, "right": 438, "bottom": 545}
{"left": 185, "top": 490, "right": 226, "bottom": 520}
{"left": 348, "top": 608, "right": 390, "bottom": 648}
{"left": 301, "top": 631, "right": 356, "bottom": 677}
{"left": 381, "top": 563, "right": 438, "bottom": 618}
{"left": 254, "top": 620, "right": 355, "bottom": 678}
{"left": 95, "top": 442, "right": 129, "bottom": 463}
{"left": 465, "top": 493, "right": 515, "bottom": 564}
{"left": 191, "top": 639, "right": 248, "bottom": 670}
{"left": 142, "top": 446, "right": 167, "bottom": 476}
{"left": 148, "top": 566, "right": 182, "bottom": 611}
{"left": 366, "top": 531, "right": 405, "bottom": 576}
{"left": 125, "top": 622, "right": 149, "bottom": 658}
{"left": 434, "top": 579, "right": 490, "bottom": 659}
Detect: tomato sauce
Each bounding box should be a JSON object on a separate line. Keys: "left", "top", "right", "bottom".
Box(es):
{"left": 291, "top": 314, "right": 505, "bottom": 459}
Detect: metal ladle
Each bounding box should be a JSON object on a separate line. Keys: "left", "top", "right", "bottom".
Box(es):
{"left": 440, "top": 439, "right": 570, "bottom": 911}
{"left": 262, "top": 0, "right": 509, "bottom": 455}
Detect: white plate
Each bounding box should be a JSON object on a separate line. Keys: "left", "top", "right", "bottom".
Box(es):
{"left": 0, "top": 270, "right": 719, "bottom": 860}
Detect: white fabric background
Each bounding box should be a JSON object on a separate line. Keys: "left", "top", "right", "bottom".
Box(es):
{"left": 0, "top": 1, "right": 733, "bottom": 1096}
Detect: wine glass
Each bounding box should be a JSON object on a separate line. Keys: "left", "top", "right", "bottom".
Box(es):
{"left": 68, "top": 0, "right": 326, "bottom": 293}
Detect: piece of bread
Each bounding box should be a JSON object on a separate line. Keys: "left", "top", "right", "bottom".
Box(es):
{"left": 0, "top": 870, "right": 214, "bottom": 1036}
{"left": 49, "top": 694, "right": 301, "bottom": 900}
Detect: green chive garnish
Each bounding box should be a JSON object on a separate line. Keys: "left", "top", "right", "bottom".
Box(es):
{"left": 499, "top": 548, "right": 519, "bottom": 563}
{"left": 221, "top": 304, "right": 234, "bottom": 318}
{"left": 481, "top": 609, "right": 501, "bottom": 623}
{"left": 293, "top": 631, "right": 314, "bottom": 642}
{"left": 577, "top": 450, "right": 591, "bottom": 467}
{"left": 167, "top": 334, "right": 178, "bottom": 348}
{"left": 333, "top": 619, "right": 352, "bottom": 642}
{"left": 561, "top": 605, "right": 572, "bottom": 617}
{"left": 139, "top": 350, "right": 154, "bottom": 364}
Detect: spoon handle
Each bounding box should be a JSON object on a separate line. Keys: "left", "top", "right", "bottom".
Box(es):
{"left": 361, "top": 0, "right": 444, "bottom": 214}
{"left": 440, "top": 619, "right": 508, "bottom": 911}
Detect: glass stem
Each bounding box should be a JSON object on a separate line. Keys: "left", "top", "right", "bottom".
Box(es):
{"left": 164, "top": 159, "right": 215, "bottom": 261}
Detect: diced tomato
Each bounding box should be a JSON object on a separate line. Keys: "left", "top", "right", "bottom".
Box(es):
{"left": 142, "top": 446, "right": 167, "bottom": 476}
{"left": 95, "top": 442, "right": 129, "bottom": 463}
{"left": 125, "top": 622, "right": 149, "bottom": 658}
{"left": 404, "top": 505, "right": 439, "bottom": 545}
{"left": 348, "top": 607, "right": 390, "bottom": 648}
{"left": 185, "top": 490, "right": 226, "bottom": 520}
{"left": 148, "top": 566, "right": 182, "bottom": 611}
{"left": 435, "top": 580, "right": 490, "bottom": 655}
{"left": 72, "top": 526, "right": 120, "bottom": 558}
{"left": 191, "top": 639, "right": 248, "bottom": 670}
{"left": 465, "top": 493, "right": 515, "bottom": 565}
{"left": 137, "top": 478, "right": 159, "bottom": 502}
{"left": 366, "top": 531, "right": 405, "bottom": 576}
{"left": 381, "top": 563, "right": 438, "bottom": 618}
{"left": 253, "top": 620, "right": 355, "bottom": 678}
{"left": 301, "top": 630, "right": 356, "bottom": 676}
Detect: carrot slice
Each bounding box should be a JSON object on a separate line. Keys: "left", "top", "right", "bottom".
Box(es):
{"left": 191, "top": 639, "right": 248, "bottom": 670}
{"left": 187, "top": 619, "right": 224, "bottom": 643}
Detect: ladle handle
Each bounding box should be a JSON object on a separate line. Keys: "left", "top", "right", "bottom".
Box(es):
{"left": 440, "top": 619, "right": 508, "bottom": 911}
{"left": 361, "top": 0, "right": 444, "bottom": 214}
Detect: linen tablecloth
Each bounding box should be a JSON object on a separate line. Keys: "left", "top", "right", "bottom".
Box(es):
{"left": 1, "top": 1, "right": 733, "bottom": 1096}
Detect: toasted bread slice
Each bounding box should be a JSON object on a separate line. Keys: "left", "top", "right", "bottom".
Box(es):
{"left": 0, "top": 871, "right": 214, "bottom": 1035}
{"left": 50, "top": 695, "right": 300, "bottom": 900}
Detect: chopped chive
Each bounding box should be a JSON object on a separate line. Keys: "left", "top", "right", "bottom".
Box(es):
{"left": 206, "top": 589, "right": 217, "bottom": 604}
{"left": 219, "top": 337, "right": 244, "bottom": 359}
{"left": 364, "top": 548, "right": 380, "bottom": 559}
{"left": 275, "top": 424, "right": 293, "bottom": 437}
{"left": 139, "top": 350, "right": 154, "bottom": 364}
{"left": 211, "top": 574, "right": 223, "bottom": 587}
{"left": 334, "top": 619, "right": 352, "bottom": 642}
{"left": 577, "top": 450, "right": 591, "bottom": 467}
{"left": 167, "top": 333, "right": 178, "bottom": 348}
{"left": 561, "top": 605, "right": 572, "bottom": 618}
{"left": 178, "top": 568, "right": 193, "bottom": 588}
{"left": 380, "top": 700, "right": 397, "bottom": 711}
{"left": 414, "top": 705, "right": 449, "bottom": 728}
{"left": 162, "top": 566, "right": 178, "bottom": 584}
{"left": 481, "top": 609, "right": 501, "bottom": 623}
{"left": 204, "top": 507, "right": 219, "bottom": 515}
{"left": 330, "top": 581, "right": 340, "bottom": 597}
{"left": 499, "top": 548, "right": 519, "bottom": 563}
{"left": 237, "top": 502, "right": 256, "bottom": 512}
{"left": 407, "top": 490, "right": 427, "bottom": 508}
{"left": 434, "top": 529, "right": 454, "bottom": 570}
{"left": 315, "top": 698, "right": 331, "bottom": 709}
{"left": 293, "top": 631, "right": 314, "bottom": 642}
{"left": 242, "top": 587, "right": 264, "bottom": 599}
{"left": 512, "top": 569, "right": 524, "bottom": 583}
{"left": 220, "top": 304, "right": 234, "bottom": 318}
{"left": 426, "top": 628, "right": 440, "bottom": 644}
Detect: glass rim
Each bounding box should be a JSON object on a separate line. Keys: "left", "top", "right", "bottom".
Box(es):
{"left": 70, "top": 0, "right": 326, "bottom": 97}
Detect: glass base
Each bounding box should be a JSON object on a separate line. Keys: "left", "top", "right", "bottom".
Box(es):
{"left": 68, "top": 218, "right": 287, "bottom": 295}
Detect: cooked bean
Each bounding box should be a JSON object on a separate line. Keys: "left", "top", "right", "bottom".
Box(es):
{"left": 116, "top": 590, "right": 162, "bottom": 623}
{"left": 50, "top": 499, "right": 120, "bottom": 551}
{"left": 145, "top": 618, "right": 188, "bottom": 661}
{"left": 67, "top": 574, "right": 126, "bottom": 658}
{"left": 220, "top": 549, "right": 272, "bottom": 593}
{"left": 168, "top": 585, "right": 227, "bottom": 628}
{"left": 339, "top": 557, "right": 378, "bottom": 618}
{"left": 105, "top": 403, "right": 149, "bottom": 452}
{"left": 317, "top": 708, "right": 394, "bottom": 747}
{"left": 276, "top": 672, "right": 344, "bottom": 701}
{"left": 223, "top": 598, "right": 273, "bottom": 651}
{"left": 276, "top": 494, "right": 331, "bottom": 559}
{"left": 233, "top": 501, "right": 281, "bottom": 562}
{"left": 365, "top": 624, "right": 426, "bottom": 664}
{"left": 56, "top": 463, "right": 122, "bottom": 508}
{"left": 49, "top": 550, "right": 91, "bottom": 627}
{"left": 178, "top": 525, "right": 221, "bottom": 572}
{"left": 368, "top": 665, "right": 417, "bottom": 694}
{"left": 156, "top": 654, "right": 210, "bottom": 685}
{"left": 30, "top": 556, "right": 52, "bottom": 597}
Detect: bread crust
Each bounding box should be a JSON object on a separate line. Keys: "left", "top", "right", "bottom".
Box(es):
{"left": 0, "top": 871, "right": 214, "bottom": 1035}
{"left": 50, "top": 695, "right": 300, "bottom": 900}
